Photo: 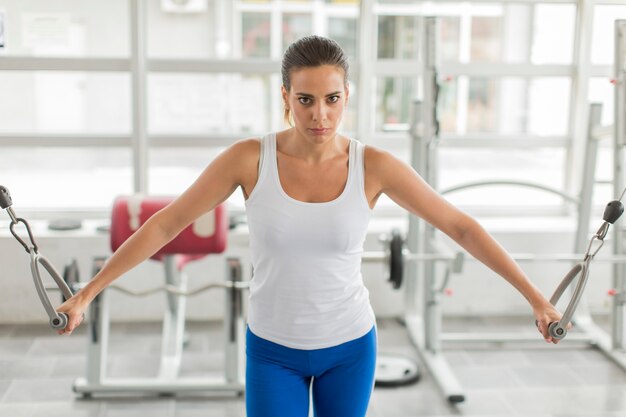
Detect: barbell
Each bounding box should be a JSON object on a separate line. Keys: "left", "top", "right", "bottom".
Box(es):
{"left": 361, "top": 228, "right": 465, "bottom": 290}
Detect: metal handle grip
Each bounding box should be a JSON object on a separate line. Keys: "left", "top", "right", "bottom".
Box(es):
{"left": 536, "top": 261, "right": 590, "bottom": 341}
{"left": 50, "top": 313, "right": 69, "bottom": 329}
{"left": 30, "top": 252, "right": 74, "bottom": 330}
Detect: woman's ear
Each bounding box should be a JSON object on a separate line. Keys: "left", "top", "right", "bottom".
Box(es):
{"left": 344, "top": 82, "right": 350, "bottom": 105}
{"left": 281, "top": 85, "right": 289, "bottom": 108}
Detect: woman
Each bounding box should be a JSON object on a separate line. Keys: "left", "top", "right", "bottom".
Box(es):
{"left": 57, "top": 36, "right": 564, "bottom": 417}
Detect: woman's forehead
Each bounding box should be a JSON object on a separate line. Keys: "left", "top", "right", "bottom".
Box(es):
{"left": 289, "top": 65, "right": 346, "bottom": 91}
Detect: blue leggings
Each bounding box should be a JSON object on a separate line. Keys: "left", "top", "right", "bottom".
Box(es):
{"left": 245, "top": 325, "right": 377, "bottom": 417}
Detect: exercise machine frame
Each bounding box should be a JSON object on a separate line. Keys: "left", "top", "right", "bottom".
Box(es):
{"left": 400, "top": 17, "right": 626, "bottom": 404}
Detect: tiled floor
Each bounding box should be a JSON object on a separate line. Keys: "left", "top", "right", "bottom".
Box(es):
{"left": 1, "top": 316, "right": 625, "bottom": 417}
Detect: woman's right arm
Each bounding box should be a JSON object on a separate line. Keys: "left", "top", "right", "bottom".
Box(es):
{"left": 56, "top": 138, "right": 260, "bottom": 335}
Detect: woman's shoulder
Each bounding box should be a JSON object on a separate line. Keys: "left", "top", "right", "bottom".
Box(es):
{"left": 225, "top": 137, "right": 263, "bottom": 181}
{"left": 362, "top": 143, "right": 396, "bottom": 171}
{"left": 228, "top": 136, "right": 262, "bottom": 160}
{"left": 232, "top": 136, "right": 262, "bottom": 150}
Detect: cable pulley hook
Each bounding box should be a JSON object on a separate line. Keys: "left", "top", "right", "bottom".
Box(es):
{"left": 1, "top": 185, "right": 73, "bottom": 330}
{"left": 540, "top": 191, "right": 625, "bottom": 340}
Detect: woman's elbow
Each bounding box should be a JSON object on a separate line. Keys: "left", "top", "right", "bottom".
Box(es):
{"left": 448, "top": 212, "right": 478, "bottom": 243}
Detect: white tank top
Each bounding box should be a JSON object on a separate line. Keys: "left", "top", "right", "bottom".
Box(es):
{"left": 244, "top": 132, "right": 376, "bottom": 349}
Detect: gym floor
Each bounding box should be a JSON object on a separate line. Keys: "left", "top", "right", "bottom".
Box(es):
{"left": 0, "top": 316, "right": 625, "bottom": 417}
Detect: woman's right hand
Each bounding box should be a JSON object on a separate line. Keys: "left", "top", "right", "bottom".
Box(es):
{"left": 56, "top": 293, "right": 90, "bottom": 335}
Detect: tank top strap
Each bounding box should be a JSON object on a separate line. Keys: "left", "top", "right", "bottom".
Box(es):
{"left": 257, "top": 132, "right": 274, "bottom": 180}
{"left": 351, "top": 138, "right": 369, "bottom": 207}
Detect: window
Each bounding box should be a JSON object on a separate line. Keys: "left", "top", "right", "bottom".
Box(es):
{"left": 0, "top": 71, "right": 130, "bottom": 133}
{"left": 0, "top": 0, "right": 609, "bottom": 216}
{"left": 148, "top": 73, "right": 272, "bottom": 134}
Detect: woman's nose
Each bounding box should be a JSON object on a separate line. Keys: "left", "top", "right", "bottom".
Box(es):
{"left": 312, "top": 103, "right": 328, "bottom": 121}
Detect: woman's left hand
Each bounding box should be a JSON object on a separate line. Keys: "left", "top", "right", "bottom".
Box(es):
{"left": 533, "top": 301, "right": 571, "bottom": 344}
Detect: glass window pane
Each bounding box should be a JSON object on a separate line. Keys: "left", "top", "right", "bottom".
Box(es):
{"left": 531, "top": 3, "right": 575, "bottom": 65}
{"left": 147, "top": 0, "right": 216, "bottom": 59}
{"left": 149, "top": 146, "right": 244, "bottom": 205}
{"left": 0, "top": 72, "right": 130, "bottom": 133}
{"left": 377, "top": 15, "right": 419, "bottom": 59}
{"left": 470, "top": 16, "right": 502, "bottom": 62}
{"left": 242, "top": 12, "right": 271, "bottom": 58}
{"left": 148, "top": 73, "right": 271, "bottom": 134}
{"left": 591, "top": 5, "right": 626, "bottom": 65}
{"left": 438, "top": 76, "right": 458, "bottom": 134}
{"left": 375, "top": 76, "right": 417, "bottom": 131}
{"left": 444, "top": 77, "right": 569, "bottom": 136}
{"left": 527, "top": 77, "right": 570, "bottom": 136}
{"left": 0, "top": 148, "right": 132, "bottom": 209}
{"left": 328, "top": 17, "right": 357, "bottom": 59}
{"left": 466, "top": 77, "right": 498, "bottom": 133}
{"left": 462, "top": 77, "right": 569, "bottom": 136}
{"left": 439, "top": 148, "right": 565, "bottom": 208}
{"left": 440, "top": 16, "right": 460, "bottom": 63}
{"left": 283, "top": 13, "right": 313, "bottom": 52}
{"left": 0, "top": 0, "right": 129, "bottom": 57}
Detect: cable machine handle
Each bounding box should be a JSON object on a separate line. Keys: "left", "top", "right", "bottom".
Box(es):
{"left": 538, "top": 198, "right": 624, "bottom": 340}
{"left": 29, "top": 251, "right": 74, "bottom": 329}
{"left": 1, "top": 185, "right": 74, "bottom": 330}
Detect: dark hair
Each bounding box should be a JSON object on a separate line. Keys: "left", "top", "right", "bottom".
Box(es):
{"left": 281, "top": 35, "right": 349, "bottom": 124}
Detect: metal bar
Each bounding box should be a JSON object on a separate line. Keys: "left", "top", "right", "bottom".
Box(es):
{"left": 83, "top": 257, "right": 109, "bottom": 389}
{"left": 0, "top": 57, "right": 130, "bottom": 72}
{"left": 373, "top": 133, "right": 569, "bottom": 147}
{"left": 0, "top": 132, "right": 570, "bottom": 148}
{"left": 568, "top": 103, "right": 602, "bottom": 325}
{"left": 356, "top": 0, "right": 375, "bottom": 143}
{"left": 362, "top": 250, "right": 626, "bottom": 264}
{"left": 224, "top": 258, "right": 245, "bottom": 385}
{"left": 592, "top": 124, "right": 614, "bottom": 139}
{"left": 149, "top": 59, "right": 279, "bottom": 73}
{"left": 360, "top": 252, "right": 455, "bottom": 263}
{"left": 101, "top": 281, "right": 249, "bottom": 297}
{"left": 72, "top": 377, "right": 244, "bottom": 395}
{"left": 613, "top": 20, "right": 626, "bottom": 350}
{"left": 441, "top": 332, "right": 594, "bottom": 343}
{"left": 438, "top": 63, "right": 572, "bottom": 78}
{"left": 0, "top": 134, "right": 130, "bottom": 147}
{"left": 158, "top": 256, "right": 187, "bottom": 380}
{"left": 130, "top": 0, "right": 148, "bottom": 193}
{"left": 440, "top": 180, "right": 580, "bottom": 205}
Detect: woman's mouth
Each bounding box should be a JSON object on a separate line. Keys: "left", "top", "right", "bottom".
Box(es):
{"left": 310, "top": 128, "right": 329, "bottom": 135}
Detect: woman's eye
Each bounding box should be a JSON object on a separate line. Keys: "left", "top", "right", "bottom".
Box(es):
{"left": 328, "top": 95, "right": 340, "bottom": 103}
{"left": 298, "top": 97, "right": 311, "bottom": 104}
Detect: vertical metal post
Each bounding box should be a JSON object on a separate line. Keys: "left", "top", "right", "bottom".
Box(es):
{"left": 356, "top": 0, "right": 375, "bottom": 142}
{"left": 566, "top": 0, "right": 595, "bottom": 210}
{"left": 406, "top": 99, "right": 423, "bottom": 319}
{"left": 79, "top": 257, "right": 109, "bottom": 391}
{"left": 571, "top": 103, "right": 602, "bottom": 322}
{"left": 224, "top": 257, "right": 244, "bottom": 385}
{"left": 613, "top": 20, "right": 626, "bottom": 350}
{"left": 405, "top": 17, "right": 464, "bottom": 404}
{"left": 158, "top": 255, "right": 187, "bottom": 379}
{"left": 421, "top": 16, "right": 440, "bottom": 354}
{"left": 130, "top": 0, "right": 148, "bottom": 193}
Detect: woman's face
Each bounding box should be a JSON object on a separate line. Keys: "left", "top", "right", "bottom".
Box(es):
{"left": 282, "top": 65, "right": 349, "bottom": 144}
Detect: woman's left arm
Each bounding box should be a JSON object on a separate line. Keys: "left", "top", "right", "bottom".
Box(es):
{"left": 366, "top": 146, "right": 564, "bottom": 343}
